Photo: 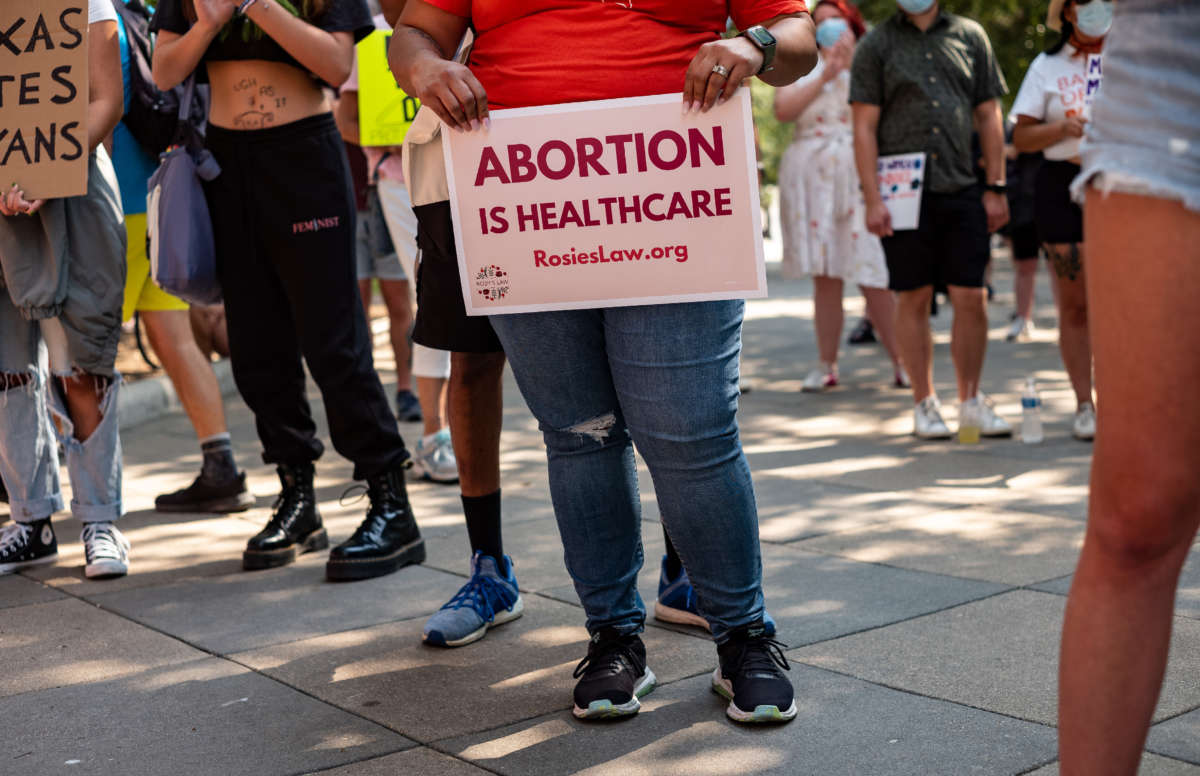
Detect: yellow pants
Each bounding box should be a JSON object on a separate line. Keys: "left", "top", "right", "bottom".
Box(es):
{"left": 122, "top": 212, "right": 190, "bottom": 323}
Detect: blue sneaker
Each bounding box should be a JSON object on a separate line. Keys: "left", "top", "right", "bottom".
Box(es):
{"left": 423, "top": 552, "right": 523, "bottom": 647}
{"left": 652, "top": 554, "right": 777, "bottom": 636}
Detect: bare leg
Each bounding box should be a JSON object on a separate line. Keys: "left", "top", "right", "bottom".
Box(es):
{"left": 142, "top": 309, "right": 229, "bottom": 440}
{"left": 860, "top": 285, "right": 901, "bottom": 370}
{"left": 1059, "top": 191, "right": 1200, "bottom": 776}
{"left": 60, "top": 374, "right": 105, "bottom": 441}
{"left": 416, "top": 375, "right": 448, "bottom": 436}
{"left": 1045, "top": 243, "right": 1093, "bottom": 406}
{"left": 1014, "top": 258, "right": 1038, "bottom": 321}
{"left": 188, "top": 305, "right": 230, "bottom": 360}
{"left": 946, "top": 285, "right": 988, "bottom": 401}
{"left": 812, "top": 276, "right": 843, "bottom": 367}
{"left": 450, "top": 351, "right": 505, "bottom": 497}
{"left": 894, "top": 286, "right": 935, "bottom": 403}
{"left": 376, "top": 279, "right": 414, "bottom": 394}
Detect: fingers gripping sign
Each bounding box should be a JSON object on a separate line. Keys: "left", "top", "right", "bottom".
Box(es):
{"left": 413, "top": 59, "right": 489, "bottom": 132}
{"left": 682, "top": 36, "right": 763, "bottom": 114}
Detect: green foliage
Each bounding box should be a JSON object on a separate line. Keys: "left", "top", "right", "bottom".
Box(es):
{"left": 752, "top": 0, "right": 1054, "bottom": 185}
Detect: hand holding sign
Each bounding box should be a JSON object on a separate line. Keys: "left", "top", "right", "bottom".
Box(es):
{"left": 0, "top": 184, "right": 45, "bottom": 216}
{"left": 407, "top": 56, "right": 487, "bottom": 132}
{"left": 682, "top": 35, "right": 763, "bottom": 114}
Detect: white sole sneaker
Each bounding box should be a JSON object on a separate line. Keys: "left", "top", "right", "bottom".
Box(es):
{"left": 710, "top": 668, "right": 799, "bottom": 723}
{"left": 573, "top": 668, "right": 656, "bottom": 720}
{"left": 427, "top": 596, "right": 526, "bottom": 648}
{"left": 653, "top": 600, "right": 710, "bottom": 630}
{"left": 0, "top": 553, "right": 58, "bottom": 575}
{"left": 85, "top": 558, "right": 129, "bottom": 579}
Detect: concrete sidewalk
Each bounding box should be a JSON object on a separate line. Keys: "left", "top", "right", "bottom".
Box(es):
{"left": 4, "top": 263, "right": 1200, "bottom": 776}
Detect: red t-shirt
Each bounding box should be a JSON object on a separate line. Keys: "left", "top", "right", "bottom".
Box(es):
{"left": 422, "top": 0, "right": 807, "bottom": 109}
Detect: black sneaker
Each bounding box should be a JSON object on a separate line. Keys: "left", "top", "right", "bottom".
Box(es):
{"left": 847, "top": 317, "right": 876, "bottom": 345}
{"left": 572, "top": 629, "right": 656, "bottom": 720}
{"left": 396, "top": 389, "right": 422, "bottom": 423}
{"left": 156, "top": 471, "right": 255, "bottom": 514}
{"left": 0, "top": 518, "right": 58, "bottom": 574}
{"left": 712, "top": 622, "right": 796, "bottom": 723}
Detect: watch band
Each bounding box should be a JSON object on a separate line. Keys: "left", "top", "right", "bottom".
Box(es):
{"left": 985, "top": 182, "right": 1007, "bottom": 194}
{"left": 740, "top": 25, "right": 777, "bottom": 75}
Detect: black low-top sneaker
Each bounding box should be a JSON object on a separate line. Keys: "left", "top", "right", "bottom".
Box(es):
{"left": 712, "top": 622, "right": 797, "bottom": 724}
{"left": 156, "top": 471, "right": 255, "bottom": 514}
{"left": 0, "top": 518, "right": 58, "bottom": 574}
{"left": 572, "top": 628, "right": 656, "bottom": 720}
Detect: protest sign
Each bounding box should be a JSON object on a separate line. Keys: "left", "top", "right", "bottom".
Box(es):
{"left": 1085, "top": 54, "right": 1102, "bottom": 107}
{"left": 0, "top": 0, "right": 90, "bottom": 200}
{"left": 356, "top": 29, "right": 419, "bottom": 146}
{"left": 877, "top": 152, "right": 925, "bottom": 231}
{"left": 442, "top": 91, "right": 766, "bottom": 315}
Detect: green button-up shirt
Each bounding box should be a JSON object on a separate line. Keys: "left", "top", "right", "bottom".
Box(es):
{"left": 849, "top": 10, "right": 1007, "bottom": 194}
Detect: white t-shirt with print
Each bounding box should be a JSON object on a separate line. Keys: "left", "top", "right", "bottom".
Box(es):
{"left": 1010, "top": 45, "right": 1101, "bottom": 161}
{"left": 89, "top": 0, "right": 118, "bottom": 25}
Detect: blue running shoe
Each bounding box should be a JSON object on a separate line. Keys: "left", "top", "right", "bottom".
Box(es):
{"left": 423, "top": 552, "right": 523, "bottom": 647}
{"left": 653, "top": 554, "right": 777, "bottom": 635}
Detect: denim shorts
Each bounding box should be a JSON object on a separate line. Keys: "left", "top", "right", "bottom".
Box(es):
{"left": 356, "top": 187, "right": 407, "bottom": 282}
{"left": 1071, "top": 0, "right": 1200, "bottom": 211}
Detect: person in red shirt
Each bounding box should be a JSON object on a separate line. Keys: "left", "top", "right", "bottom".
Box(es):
{"left": 391, "top": 0, "right": 816, "bottom": 724}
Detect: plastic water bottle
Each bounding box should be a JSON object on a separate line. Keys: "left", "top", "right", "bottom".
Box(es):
{"left": 1021, "top": 377, "right": 1044, "bottom": 444}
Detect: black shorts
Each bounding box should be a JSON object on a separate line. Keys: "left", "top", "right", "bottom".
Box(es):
{"left": 1034, "top": 160, "right": 1084, "bottom": 245}
{"left": 411, "top": 201, "right": 504, "bottom": 353}
{"left": 1010, "top": 221, "right": 1041, "bottom": 260}
{"left": 881, "top": 186, "right": 990, "bottom": 291}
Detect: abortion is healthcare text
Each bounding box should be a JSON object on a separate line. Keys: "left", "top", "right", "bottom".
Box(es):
{"left": 442, "top": 92, "right": 766, "bottom": 315}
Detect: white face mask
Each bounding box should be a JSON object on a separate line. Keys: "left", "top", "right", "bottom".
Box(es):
{"left": 897, "top": 0, "right": 935, "bottom": 15}
{"left": 1074, "top": 0, "right": 1113, "bottom": 37}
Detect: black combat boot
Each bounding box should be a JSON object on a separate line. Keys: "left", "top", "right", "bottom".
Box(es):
{"left": 242, "top": 463, "right": 327, "bottom": 571}
{"left": 326, "top": 465, "right": 425, "bottom": 582}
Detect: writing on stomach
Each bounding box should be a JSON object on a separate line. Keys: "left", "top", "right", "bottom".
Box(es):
{"left": 207, "top": 60, "right": 331, "bottom": 130}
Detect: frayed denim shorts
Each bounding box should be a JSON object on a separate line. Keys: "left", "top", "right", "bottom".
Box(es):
{"left": 1071, "top": 0, "right": 1200, "bottom": 212}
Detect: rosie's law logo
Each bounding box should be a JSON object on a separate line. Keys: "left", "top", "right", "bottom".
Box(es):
{"left": 475, "top": 264, "right": 509, "bottom": 302}
{"left": 292, "top": 216, "right": 341, "bottom": 234}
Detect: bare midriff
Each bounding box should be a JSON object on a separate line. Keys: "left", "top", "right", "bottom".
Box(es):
{"left": 207, "top": 60, "right": 331, "bottom": 130}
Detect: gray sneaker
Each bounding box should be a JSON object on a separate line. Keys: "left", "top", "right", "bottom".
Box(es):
{"left": 412, "top": 429, "right": 459, "bottom": 484}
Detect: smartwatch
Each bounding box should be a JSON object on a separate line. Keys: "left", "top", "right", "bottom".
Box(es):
{"left": 985, "top": 182, "right": 1008, "bottom": 194}
{"left": 740, "top": 25, "right": 777, "bottom": 75}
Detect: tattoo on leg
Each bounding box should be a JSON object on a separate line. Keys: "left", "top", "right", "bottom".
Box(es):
{"left": 1049, "top": 243, "right": 1082, "bottom": 281}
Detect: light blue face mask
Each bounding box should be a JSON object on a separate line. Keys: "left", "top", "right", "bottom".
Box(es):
{"left": 1074, "top": 0, "right": 1113, "bottom": 37}
{"left": 816, "top": 18, "right": 850, "bottom": 49}
{"left": 897, "top": 0, "right": 935, "bottom": 14}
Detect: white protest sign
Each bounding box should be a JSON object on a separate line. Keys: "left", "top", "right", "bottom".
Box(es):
{"left": 1085, "top": 54, "right": 1103, "bottom": 107}
{"left": 441, "top": 91, "right": 766, "bottom": 315}
{"left": 877, "top": 152, "right": 925, "bottom": 231}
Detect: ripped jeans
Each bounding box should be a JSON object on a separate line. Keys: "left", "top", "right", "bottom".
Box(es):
{"left": 490, "top": 300, "right": 764, "bottom": 643}
{"left": 0, "top": 296, "right": 123, "bottom": 525}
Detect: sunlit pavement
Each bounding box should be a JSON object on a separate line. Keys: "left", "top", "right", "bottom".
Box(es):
{"left": 4, "top": 257, "right": 1200, "bottom": 776}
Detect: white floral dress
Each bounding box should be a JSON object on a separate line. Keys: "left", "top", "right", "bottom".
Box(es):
{"left": 777, "top": 60, "right": 888, "bottom": 287}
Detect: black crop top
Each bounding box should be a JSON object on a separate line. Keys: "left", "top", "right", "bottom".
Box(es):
{"left": 149, "top": 0, "right": 374, "bottom": 85}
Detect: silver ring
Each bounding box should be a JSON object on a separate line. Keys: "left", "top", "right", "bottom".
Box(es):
{"left": 711, "top": 64, "right": 730, "bottom": 78}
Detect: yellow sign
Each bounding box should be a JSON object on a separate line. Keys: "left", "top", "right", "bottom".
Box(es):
{"left": 356, "top": 30, "right": 420, "bottom": 147}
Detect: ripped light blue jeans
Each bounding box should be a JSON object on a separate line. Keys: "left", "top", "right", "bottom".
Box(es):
{"left": 0, "top": 298, "right": 123, "bottom": 525}
{"left": 490, "top": 300, "right": 764, "bottom": 643}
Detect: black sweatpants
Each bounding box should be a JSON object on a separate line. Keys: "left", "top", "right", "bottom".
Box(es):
{"left": 204, "top": 114, "right": 407, "bottom": 480}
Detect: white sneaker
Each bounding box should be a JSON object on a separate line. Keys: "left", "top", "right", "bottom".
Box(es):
{"left": 412, "top": 429, "right": 460, "bottom": 484}
{"left": 914, "top": 396, "right": 952, "bottom": 439}
{"left": 968, "top": 393, "right": 1013, "bottom": 438}
{"left": 81, "top": 522, "right": 130, "bottom": 579}
{"left": 801, "top": 366, "right": 838, "bottom": 392}
{"left": 1073, "top": 403, "right": 1096, "bottom": 441}
{"left": 1005, "top": 317, "right": 1035, "bottom": 342}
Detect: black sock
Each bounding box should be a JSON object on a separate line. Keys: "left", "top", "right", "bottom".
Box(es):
{"left": 463, "top": 489, "right": 503, "bottom": 560}
{"left": 200, "top": 434, "right": 238, "bottom": 482}
{"left": 663, "top": 529, "right": 683, "bottom": 579}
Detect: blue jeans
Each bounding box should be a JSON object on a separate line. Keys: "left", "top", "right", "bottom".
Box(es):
{"left": 490, "top": 300, "right": 765, "bottom": 643}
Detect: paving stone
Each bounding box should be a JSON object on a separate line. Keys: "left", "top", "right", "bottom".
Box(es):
{"left": 440, "top": 667, "right": 1057, "bottom": 776}
{"left": 1032, "top": 547, "right": 1200, "bottom": 620}
{"left": 1149, "top": 706, "right": 1200, "bottom": 765}
{"left": 0, "top": 598, "right": 205, "bottom": 698}
{"left": 0, "top": 657, "right": 412, "bottom": 776}
{"left": 1028, "top": 754, "right": 1200, "bottom": 775}
{"left": 1, "top": 574, "right": 65, "bottom": 609}
{"left": 793, "top": 590, "right": 1200, "bottom": 726}
{"left": 232, "top": 595, "right": 714, "bottom": 742}
{"left": 304, "top": 748, "right": 493, "bottom": 775}
{"left": 793, "top": 507, "right": 1084, "bottom": 586}
{"left": 86, "top": 560, "right": 466, "bottom": 654}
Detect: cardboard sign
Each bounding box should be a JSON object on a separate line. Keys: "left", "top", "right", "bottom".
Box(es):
{"left": 356, "top": 30, "right": 419, "bottom": 146}
{"left": 0, "top": 0, "right": 90, "bottom": 200}
{"left": 1085, "top": 54, "right": 1103, "bottom": 107}
{"left": 442, "top": 91, "right": 766, "bottom": 315}
{"left": 877, "top": 152, "right": 925, "bottom": 231}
